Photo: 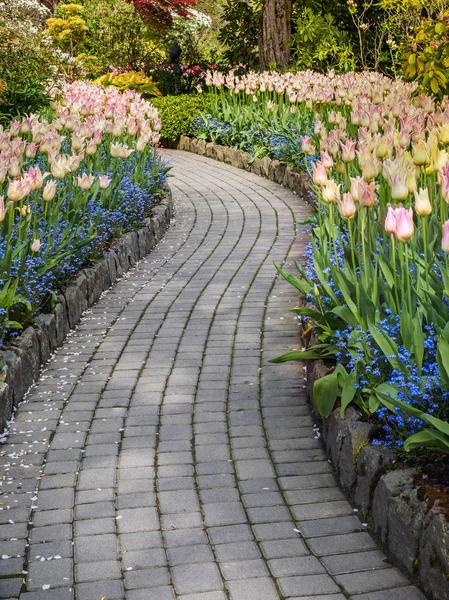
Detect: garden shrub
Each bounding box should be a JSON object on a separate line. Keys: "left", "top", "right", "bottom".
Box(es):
{"left": 0, "top": 0, "right": 72, "bottom": 122}
{"left": 150, "top": 94, "right": 212, "bottom": 141}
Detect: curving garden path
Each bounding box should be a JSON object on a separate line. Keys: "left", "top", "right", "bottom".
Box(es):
{"left": 0, "top": 151, "right": 425, "bottom": 600}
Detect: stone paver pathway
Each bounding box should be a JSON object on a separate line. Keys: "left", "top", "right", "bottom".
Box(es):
{"left": 0, "top": 151, "right": 425, "bottom": 600}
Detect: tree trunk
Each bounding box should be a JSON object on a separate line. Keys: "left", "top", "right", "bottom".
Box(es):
{"left": 259, "top": 0, "right": 293, "bottom": 71}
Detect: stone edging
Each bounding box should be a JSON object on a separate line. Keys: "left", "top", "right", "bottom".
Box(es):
{"left": 0, "top": 186, "right": 174, "bottom": 432}
{"left": 175, "top": 137, "right": 448, "bottom": 600}
{"left": 307, "top": 360, "right": 448, "bottom": 600}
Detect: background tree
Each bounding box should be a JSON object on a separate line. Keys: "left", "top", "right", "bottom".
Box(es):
{"left": 259, "top": 0, "right": 292, "bottom": 70}
{"left": 127, "top": 0, "right": 198, "bottom": 27}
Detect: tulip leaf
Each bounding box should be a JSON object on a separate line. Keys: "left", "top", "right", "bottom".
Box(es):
{"left": 313, "top": 371, "right": 339, "bottom": 418}
{"left": 331, "top": 306, "right": 358, "bottom": 328}
{"left": 368, "top": 321, "right": 410, "bottom": 376}
{"left": 269, "top": 347, "right": 336, "bottom": 363}
{"left": 274, "top": 263, "right": 311, "bottom": 295}
{"left": 437, "top": 337, "right": 449, "bottom": 390}
{"left": 378, "top": 260, "right": 394, "bottom": 289}
{"left": 404, "top": 429, "right": 449, "bottom": 454}
{"left": 340, "top": 370, "right": 357, "bottom": 418}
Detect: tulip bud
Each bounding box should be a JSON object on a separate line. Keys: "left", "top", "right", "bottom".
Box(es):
{"left": 414, "top": 188, "right": 432, "bottom": 216}
{"left": 43, "top": 180, "right": 57, "bottom": 201}
{"left": 336, "top": 161, "right": 345, "bottom": 175}
{"left": 99, "top": 175, "right": 111, "bottom": 190}
{"left": 390, "top": 174, "right": 408, "bottom": 201}
{"left": 312, "top": 162, "right": 328, "bottom": 187}
{"left": 405, "top": 168, "right": 417, "bottom": 194}
{"left": 375, "top": 137, "right": 390, "bottom": 160}
{"left": 412, "top": 140, "right": 430, "bottom": 167}
{"left": 359, "top": 182, "right": 376, "bottom": 208}
{"left": 321, "top": 180, "right": 340, "bottom": 203}
{"left": 395, "top": 207, "right": 414, "bottom": 241}
{"left": 442, "top": 220, "right": 449, "bottom": 253}
{"left": 31, "top": 239, "right": 41, "bottom": 253}
{"left": 337, "top": 192, "right": 356, "bottom": 219}
{"left": 385, "top": 206, "right": 396, "bottom": 233}
{"left": 77, "top": 173, "right": 95, "bottom": 191}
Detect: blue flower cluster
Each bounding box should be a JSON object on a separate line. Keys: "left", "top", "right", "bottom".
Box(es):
{"left": 191, "top": 114, "right": 315, "bottom": 170}
{"left": 0, "top": 152, "right": 168, "bottom": 346}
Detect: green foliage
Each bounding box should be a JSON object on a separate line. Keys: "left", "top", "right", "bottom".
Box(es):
{"left": 218, "top": 0, "right": 260, "bottom": 68}
{"left": 80, "top": 0, "right": 161, "bottom": 73}
{"left": 93, "top": 71, "right": 162, "bottom": 96}
{"left": 290, "top": 7, "right": 356, "bottom": 73}
{"left": 46, "top": 3, "right": 88, "bottom": 54}
{"left": 150, "top": 94, "right": 212, "bottom": 140}
{"left": 0, "top": 3, "right": 60, "bottom": 121}
{"left": 403, "top": 9, "right": 449, "bottom": 97}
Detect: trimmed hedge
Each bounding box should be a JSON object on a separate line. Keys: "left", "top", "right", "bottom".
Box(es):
{"left": 151, "top": 94, "right": 212, "bottom": 142}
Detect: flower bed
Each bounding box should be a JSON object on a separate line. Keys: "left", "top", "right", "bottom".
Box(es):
{"left": 193, "top": 69, "right": 449, "bottom": 458}
{"left": 0, "top": 80, "right": 172, "bottom": 429}
{"left": 0, "top": 81, "right": 167, "bottom": 347}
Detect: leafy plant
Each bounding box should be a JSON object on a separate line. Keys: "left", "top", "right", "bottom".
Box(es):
{"left": 403, "top": 9, "right": 449, "bottom": 97}
{"left": 93, "top": 71, "right": 162, "bottom": 96}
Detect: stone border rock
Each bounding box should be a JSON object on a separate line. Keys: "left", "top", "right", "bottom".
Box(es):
{"left": 174, "top": 137, "right": 448, "bottom": 600}
{"left": 0, "top": 186, "right": 174, "bottom": 432}
{"left": 307, "top": 360, "right": 449, "bottom": 600}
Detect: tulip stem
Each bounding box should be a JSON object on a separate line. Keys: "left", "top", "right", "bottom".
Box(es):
{"left": 404, "top": 242, "right": 413, "bottom": 317}
{"left": 391, "top": 235, "right": 400, "bottom": 314}
{"left": 348, "top": 219, "right": 360, "bottom": 310}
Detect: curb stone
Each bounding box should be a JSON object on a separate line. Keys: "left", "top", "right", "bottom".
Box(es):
{"left": 307, "top": 358, "right": 449, "bottom": 600}
{"left": 0, "top": 186, "right": 174, "bottom": 432}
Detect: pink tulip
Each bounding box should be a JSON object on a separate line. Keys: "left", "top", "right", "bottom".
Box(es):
{"left": 359, "top": 182, "right": 376, "bottom": 207}
{"left": 31, "top": 239, "right": 41, "bottom": 253}
{"left": 0, "top": 196, "right": 13, "bottom": 222}
{"left": 442, "top": 220, "right": 449, "bottom": 253}
{"left": 340, "top": 139, "right": 357, "bottom": 162}
{"left": 390, "top": 174, "right": 408, "bottom": 201}
{"left": 385, "top": 207, "right": 396, "bottom": 233}
{"left": 394, "top": 207, "right": 414, "bottom": 242}
{"left": 99, "top": 175, "right": 111, "bottom": 190}
{"left": 337, "top": 192, "right": 356, "bottom": 219}
{"left": 301, "top": 136, "right": 312, "bottom": 153}
{"left": 312, "top": 162, "right": 328, "bottom": 187}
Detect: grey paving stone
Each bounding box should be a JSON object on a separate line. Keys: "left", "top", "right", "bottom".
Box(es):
{"left": 168, "top": 544, "right": 214, "bottom": 565}
{"left": 76, "top": 559, "right": 121, "bottom": 582}
{"left": 208, "top": 524, "right": 253, "bottom": 545}
{"left": 122, "top": 548, "right": 167, "bottom": 569}
{"left": 215, "top": 541, "right": 261, "bottom": 561}
{"left": 27, "top": 557, "right": 73, "bottom": 589}
{"left": 159, "top": 490, "right": 200, "bottom": 514}
{"left": 349, "top": 586, "right": 428, "bottom": 600}
{"left": 227, "top": 577, "right": 279, "bottom": 600}
{"left": 335, "top": 568, "right": 409, "bottom": 595}
{"left": 120, "top": 531, "right": 162, "bottom": 551}
{"left": 260, "top": 538, "right": 309, "bottom": 559}
{"left": 269, "top": 555, "right": 326, "bottom": 577}
{"left": 163, "top": 528, "right": 209, "bottom": 548}
{"left": 172, "top": 563, "right": 223, "bottom": 595}
{"left": 297, "top": 516, "right": 364, "bottom": 538}
{"left": 125, "top": 566, "right": 171, "bottom": 589}
{"left": 307, "top": 533, "right": 378, "bottom": 556}
{"left": 321, "top": 550, "right": 390, "bottom": 575}
{"left": 221, "top": 559, "right": 269, "bottom": 580}
{"left": 75, "top": 534, "right": 118, "bottom": 562}
{"left": 203, "top": 502, "right": 246, "bottom": 527}
{"left": 76, "top": 579, "right": 124, "bottom": 600}
{"left": 117, "top": 507, "right": 159, "bottom": 533}
{"left": 278, "top": 574, "right": 341, "bottom": 596}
